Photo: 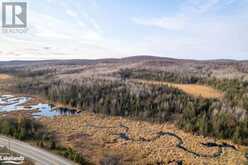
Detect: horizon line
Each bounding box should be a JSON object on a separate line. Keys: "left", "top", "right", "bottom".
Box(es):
{"left": 0, "top": 55, "right": 247, "bottom": 62}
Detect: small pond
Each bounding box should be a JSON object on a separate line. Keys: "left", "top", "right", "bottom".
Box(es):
{"left": 0, "top": 95, "right": 79, "bottom": 117}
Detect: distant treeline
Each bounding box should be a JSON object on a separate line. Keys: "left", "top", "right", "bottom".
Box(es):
{"left": 0, "top": 67, "right": 56, "bottom": 78}
{"left": 13, "top": 77, "right": 248, "bottom": 145}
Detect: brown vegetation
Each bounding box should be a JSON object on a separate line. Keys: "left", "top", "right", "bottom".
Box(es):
{"left": 40, "top": 112, "right": 247, "bottom": 165}
{"left": 133, "top": 79, "right": 224, "bottom": 99}
{"left": 0, "top": 74, "right": 12, "bottom": 81}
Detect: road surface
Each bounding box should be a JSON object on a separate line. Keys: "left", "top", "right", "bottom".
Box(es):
{"left": 0, "top": 135, "right": 76, "bottom": 165}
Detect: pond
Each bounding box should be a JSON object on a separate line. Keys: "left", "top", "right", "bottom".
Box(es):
{"left": 32, "top": 104, "right": 78, "bottom": 117}
{"left": 0, "top": 95, "right": 79, "bottom": 117}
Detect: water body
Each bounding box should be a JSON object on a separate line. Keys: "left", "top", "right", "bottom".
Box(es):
{"left": 0, "top": 95, "right": 79, "bottom": 117}
{"left": 32, "top": 103, "right": 78, "bottom": 117}
{"left": 0, "top": 95, "right": 30, "bottom": 112}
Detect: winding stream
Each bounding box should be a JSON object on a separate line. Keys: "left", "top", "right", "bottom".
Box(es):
{"left": 85, "top": 123, "right": 238, "bottom": 158}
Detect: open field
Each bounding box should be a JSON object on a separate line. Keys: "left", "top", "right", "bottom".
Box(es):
{"left": 0, "top": 74, "right": 12, "bottom": 81}
{"left": 40, "top": 112, "right": 247, "bottom": 165}
{"left": 134, "top": 79, "right": 224, "bottom": 99}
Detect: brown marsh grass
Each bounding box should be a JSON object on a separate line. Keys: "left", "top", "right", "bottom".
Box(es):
{"left": 41, "top": 112, "right": 247, "bottom": 165}
{"left": 133, "top": 79, "right": 224, "bottom": 99}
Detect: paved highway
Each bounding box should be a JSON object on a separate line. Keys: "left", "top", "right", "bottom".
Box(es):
{"left": 0, "top": 135, "right": 76, "bottom": 165}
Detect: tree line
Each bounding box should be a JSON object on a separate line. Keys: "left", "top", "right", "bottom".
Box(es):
{"left": 207, "top": 78, "right": 248, "bottom": 111}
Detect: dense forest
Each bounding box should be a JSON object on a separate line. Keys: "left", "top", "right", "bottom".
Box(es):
{"left": 0, "top": 116, "right": 44, "bottom": 140}
{"left": 13, "top": 76, "right": 248, "bottom": 145}
{"left": 119, "top": 69, "right": 248, "bottom": 111}
{"left": 207, "top": 78, "right": 248, "bottom": 110}
{"left": 118, "top": 69, "right": 205, "bottom": 84}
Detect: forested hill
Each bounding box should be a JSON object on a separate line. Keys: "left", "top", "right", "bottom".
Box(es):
{"left": 1, "top": 56, "right": 248, "bottom": 80}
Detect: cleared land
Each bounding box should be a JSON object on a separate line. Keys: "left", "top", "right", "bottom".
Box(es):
{"left": 134, "top": 79, "right": 224, "bottom": 99}
{"left": 40, "top": 112, "right": 247, "bottom": 165}
{"left": 0, "top": 74, "right": 12, "bottom": 81}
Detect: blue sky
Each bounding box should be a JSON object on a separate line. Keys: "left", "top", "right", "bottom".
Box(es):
{"left": 0, "top": 0, "right": 248, "bottom": 60}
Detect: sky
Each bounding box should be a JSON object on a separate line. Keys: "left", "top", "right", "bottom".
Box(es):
{"left": 0, "top": 0, "right": 248, "bottom": 60}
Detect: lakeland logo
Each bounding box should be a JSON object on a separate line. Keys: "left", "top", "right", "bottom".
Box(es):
{"left": 0, "top": 155, "right": 24, "bottom": 164}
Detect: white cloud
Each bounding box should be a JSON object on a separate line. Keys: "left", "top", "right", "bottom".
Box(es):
{"left": 132, "top": 0, "right": 222, "bottom": 30}
{"left": 1, "top": 0, "right": 247, "bottom": 60}
{"left": 129, "top": 16, "right": 248, "bottom": 59}
{"left": 132, "top": 16, "right": 188, "bottom": 30}
{"left": 0, "top": 6, "right": 112, "bottom": 60}
{"left": 182, "top": 0, "right": 220, "bottom": 14}
{"left": 66, "top": 9, "right": 78, "bottom": 17}
{"left": 130, "top": 0, "right": 248, "bottom": 59}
